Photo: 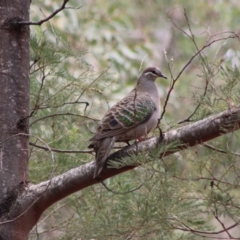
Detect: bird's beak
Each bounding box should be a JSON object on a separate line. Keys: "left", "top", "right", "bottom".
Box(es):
{"left": 159, "top": 73, "right": 167, "bottom": 79}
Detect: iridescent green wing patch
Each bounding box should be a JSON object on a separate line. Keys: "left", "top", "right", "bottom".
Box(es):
{"left": 92, "top": 95, "right": 156, "bottom": 140}
{"left": 118, "top": 98, "right": 156, "bottom": 127}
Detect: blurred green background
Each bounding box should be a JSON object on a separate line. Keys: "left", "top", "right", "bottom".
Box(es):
{"left": 28, "top": 1, "right": 240, "bottom": 239}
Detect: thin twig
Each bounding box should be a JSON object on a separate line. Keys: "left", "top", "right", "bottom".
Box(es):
{"left": 212, "top": 202, "right": 233, "bottom": 239}
{"left": 101, "top": 181, "right": 143, "bottom": 194}
{"left": 30, "top": 112, "right": 98, "bottom": 126}
{"left": 31, "top": 101, "right": 90, "bottom": 111}
{"left": 160, "top": 30, "right": 238, "bottom": 123}
{"left": 29, "top": 58, "right": 40, "bottom": 70}
{"left": 29, "top": 142, "right": 93, "bottom": 154}
{"left": 202, "top": 143, "right": 240, "bottom": 157}
{"left": 174, "top": 217, "right": 239, "bottom": 236}
{"left": 76, "top": 67, "right": 110, "bottom": 102}
{"left": 18, "top": 1, "right": 81, "bottom": 26}
{"left": 177, "top": 74, "right": 210, "bottom": 124}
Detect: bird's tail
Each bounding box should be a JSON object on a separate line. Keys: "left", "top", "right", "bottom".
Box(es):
{"left": 93, "top": 137, "right": 116, "bottom": 178}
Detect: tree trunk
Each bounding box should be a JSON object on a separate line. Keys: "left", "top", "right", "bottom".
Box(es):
{"left": 0, "top": 0, "right": 30, "bottom": 239}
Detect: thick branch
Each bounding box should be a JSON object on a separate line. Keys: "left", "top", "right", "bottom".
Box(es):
{"left": 21, "top": 106, "right": 240, "bottom": 225}
{"left": 4, "top": 107, "right": 238, "bottom": 232}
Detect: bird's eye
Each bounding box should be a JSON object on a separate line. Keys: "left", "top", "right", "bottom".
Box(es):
{"left": 151, "top": 70, "right": 156, "bottom": 74}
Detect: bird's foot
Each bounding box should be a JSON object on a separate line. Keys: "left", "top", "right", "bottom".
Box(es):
{"left": 137, "top": 136, "right": 149, "bottom": 142}
{"left": 157, "top": 126, "right": 164, "bottom": 142}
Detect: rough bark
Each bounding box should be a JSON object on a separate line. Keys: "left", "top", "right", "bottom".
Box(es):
{"left": 0, "top": 0, "right": 30, "bottom": 239}
{"left": 0, "top": 106, "right": 238, "bottom": 240}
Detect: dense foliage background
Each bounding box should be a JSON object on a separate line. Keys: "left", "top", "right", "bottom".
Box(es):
{"left": 28, "top": 0, "right": 240, "bottom": 239}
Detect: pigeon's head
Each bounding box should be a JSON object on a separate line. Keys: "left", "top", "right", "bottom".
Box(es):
{"left": 142, "top": 67, "right": 167, "bottom": 81}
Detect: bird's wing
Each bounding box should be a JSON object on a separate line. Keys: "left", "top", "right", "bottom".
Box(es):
{"left": 90, "top": 92, "right": 156, "bottom": 141}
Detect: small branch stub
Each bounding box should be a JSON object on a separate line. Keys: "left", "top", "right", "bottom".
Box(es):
{"left": 16, "top": 117, "right": 29, "bottom": 133}
{"left": 3, "top": 17, "right": 24, "bottom": 30}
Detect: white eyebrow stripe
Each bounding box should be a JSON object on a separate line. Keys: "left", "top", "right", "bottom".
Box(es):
{"left": 144, "top": 72, "right": 158, "bottom": 77}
